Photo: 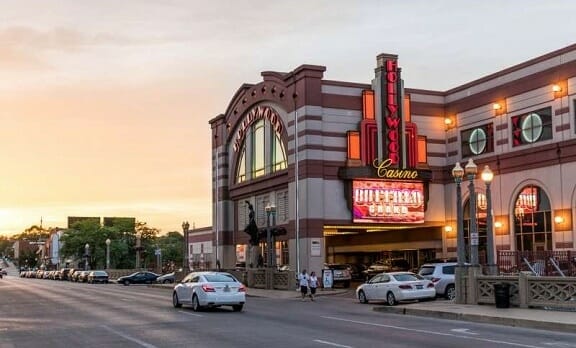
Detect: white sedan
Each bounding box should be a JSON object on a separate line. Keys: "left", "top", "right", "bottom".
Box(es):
{"left": 356, "top": 272, "right": 436, "bottom": 305}
{"left": 172, "top": 271, "right": 246, "bottom": 312}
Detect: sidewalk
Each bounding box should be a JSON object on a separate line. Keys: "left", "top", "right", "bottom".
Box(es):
{"left": 372, "top": 300, "right": 576, "bottom": 334}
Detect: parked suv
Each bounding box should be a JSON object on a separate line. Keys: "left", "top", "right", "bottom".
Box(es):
{"left": 363, "top": 258, "right": 410, "bottom": 280}
{"left": 323, "top": 264, "right": 351, "bottom": 288}
{"left": 417, "top": 262, "right": 457, "bottom": 300}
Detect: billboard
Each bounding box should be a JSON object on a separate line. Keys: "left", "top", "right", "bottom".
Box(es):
{"left": 352, "top": 179, "right": 424, "bottom": 223}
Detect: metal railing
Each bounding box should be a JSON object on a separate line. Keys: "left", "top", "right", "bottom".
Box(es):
{"left": 497, "top": 250, "right": 576, "bottom": 276}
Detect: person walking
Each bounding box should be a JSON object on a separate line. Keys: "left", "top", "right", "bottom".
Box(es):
{"left": 308, "top": 271, "right": 318, "bottom": 301}
{"left": 298, "top": 269, "right": 309, "bottom": 301}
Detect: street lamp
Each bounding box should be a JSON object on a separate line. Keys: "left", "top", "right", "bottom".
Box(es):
{"left": 481, "top": 165, "right": 496, "bottom": 275}
{"left": 465, "top": 158, "right": 479, "bottom": 266}
{"left": 84, "top": 243, "right": 90, "bottom": 271}
{"left": 265, "top": 202, "right": 277, "bottom": 268}
{"left": 135, "top": 232, "right": 142, "bottom": 269}
{"left": 451, "top": 162, "right": 465, "bottom": 266}
{"left": 105, "top": 238, "right": 111, "bottom": 270}
{"left": 182, "top": 221, "right": 189, "bottom": 270}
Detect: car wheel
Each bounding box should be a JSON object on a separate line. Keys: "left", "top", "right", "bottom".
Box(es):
{"left": 163, "top": 279, "right": 170, "bottom": 284}
{"left": 192, "top": 295, "right": 202, "bottom": 312}
{"left": 358, "top": 290, "right": 369, "bottom": 304}
{"left": 386, "top": 292, "right": 397, "bottom": 306}
{"left": 172, "top": 292, "right": 182, "bottom": 308}
{"left": 445, "top": 284, "right": 456, "bottom": 301}
{"left": 123, "top": 280, "right": 130, "bottom": 286}
{"left": 232, "top": 304, "right": 243, "bottom": 312}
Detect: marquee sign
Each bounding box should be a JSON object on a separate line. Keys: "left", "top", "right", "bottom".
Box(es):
{"left": 352, "top": 179, "right": 424, "bottom": 224}
{"left": 384, "top": 59, "right": 401, "bottom": 165}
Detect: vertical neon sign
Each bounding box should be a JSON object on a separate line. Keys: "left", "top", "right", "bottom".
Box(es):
{"left": 385, "top": 59, "right": 400, "bottom": 165}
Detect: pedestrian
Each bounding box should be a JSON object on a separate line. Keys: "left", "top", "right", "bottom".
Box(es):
{"left": 298, "top": 269, "right": 309, "bottom": 300}
{"left": 308, "top": 271, "right": 318, "bottom": 301}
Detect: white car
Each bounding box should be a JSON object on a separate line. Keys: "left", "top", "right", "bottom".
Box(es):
{"left": 172, "top": 271, "right": 246, "bottom": 312}
{"left": 356, "top": 272, "right": 436, "bottom": 305}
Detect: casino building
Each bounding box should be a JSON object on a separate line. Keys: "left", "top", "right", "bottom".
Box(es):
{"left": 209, "top": 44, "right": 576, "bottom": 274}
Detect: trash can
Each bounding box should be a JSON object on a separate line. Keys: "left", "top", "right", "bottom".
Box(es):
{"left": 494, "top": 283, "right": 510, "bottom": 308}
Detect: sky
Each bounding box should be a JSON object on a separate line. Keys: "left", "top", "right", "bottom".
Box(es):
{"left": 1, "top": 0, "right": 575, "bottom": 237}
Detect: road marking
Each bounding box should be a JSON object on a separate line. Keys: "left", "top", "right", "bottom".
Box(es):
{"left": 542, "top": 343, "right": 576, "bottom": 347}
{"left": 451, "top": 328, "right": 478, "bottom": 335}
{"left": 101, "top": 325, "right": 158, "bottom": 348}
{"left": 177, "top": 310, "right": 203, "bottom": 317}
{"left": 313, "top": 339, "right": 353, "bottom": 347}
{"left": 321, "top": 316, "right": 546, "bottom": 348}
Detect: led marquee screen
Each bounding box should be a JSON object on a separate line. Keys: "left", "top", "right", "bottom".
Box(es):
{"left": 352, "top": 180, "right": 424, "bottom": 224}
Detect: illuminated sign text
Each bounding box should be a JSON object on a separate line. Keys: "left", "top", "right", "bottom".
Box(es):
{"left": 233, "top": 106, "right": 283, "bottom": 152}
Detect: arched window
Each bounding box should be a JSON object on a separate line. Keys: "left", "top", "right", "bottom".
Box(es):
{"left": 235, "top": 107, "right": 287, "bottom": 183}
{"left": 513, "top": 185, "right": 552, "bottom": 251}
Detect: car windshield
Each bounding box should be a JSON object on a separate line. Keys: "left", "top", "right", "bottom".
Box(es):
{"left": 93, "top": 271, "right": 107, "bottom": 276}
{"left": 392, "top": 273, "right": 421, "bottom": 282}
{"left": 418, "top": 266, "right": 435, "bottom": 276}
{"left": 326, "top": 264, "right": 348, "bottom": 270}
{"left": 204, "top": 273, "right": 237, "bottom": 282}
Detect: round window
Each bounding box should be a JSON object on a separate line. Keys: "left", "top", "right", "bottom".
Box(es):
{"left": 521, "top": 113, "right": 543, "bottom": 143}
{"left": 469, "top": 128, "right": 487, "bottom": 155}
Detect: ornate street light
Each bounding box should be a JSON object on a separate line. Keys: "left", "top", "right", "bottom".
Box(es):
{"left": 84, "top": 243, "right": 90, "bottom": 271}
{"left": 465, "top": 158, "right": 479, "bottom": 266}
{"left": 182, "top": 221, "right": 190, "bottom": 270}
{"left": 265, "top": 202, "right": 277, "bottom": 268}
{"left": 105, "top": 238, "right": 111, "bottom": 270}
{"left": 452, "top": 162, "right": 465, "bottom": 266}
{"left": 481, "top": 165, "right": 496, "bottom": 275}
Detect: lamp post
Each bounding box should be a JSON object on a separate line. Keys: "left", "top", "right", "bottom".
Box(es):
{"left": 481, "top": 165, "right": 496, "bottom": 275}
{"left": 265, "top": 202, "right": 277, "bottom": 268}
{"left": 105, "top": 238, "right": 111, "bottom": 270}
{"left": 135, "top": 232, "right": 142, "bottom": 269}
{"left": 182, "top": 221, "right": 189, "bottom": 270}
{"left": 84, "top": 243, "right": 90, "bottom": 271}
{"left": 465, "top": 158, "right": 479, "bottom": 266}
{"left": 452, "top": 162, "right": 465, "bottom": 266}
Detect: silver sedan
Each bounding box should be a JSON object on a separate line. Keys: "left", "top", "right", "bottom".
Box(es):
{"left": 356, "top": 272, "right": 436, "bottom": 305}
{"left": 172, "top": 271, "right": 246, "bottom": 312}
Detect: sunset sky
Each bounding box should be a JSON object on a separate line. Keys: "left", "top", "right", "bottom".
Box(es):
{"left": 1, "top": 1, "right": 575, "bottom": 236}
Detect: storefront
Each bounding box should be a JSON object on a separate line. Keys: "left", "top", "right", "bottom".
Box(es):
{"left": 209, "top": 44, "right": 576, "bottom": 273}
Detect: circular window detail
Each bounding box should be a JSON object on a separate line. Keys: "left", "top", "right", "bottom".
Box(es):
{"left": 469, "top": 128, "right": 487, "bottom": 155}
{"left": 521, "top": 113, "right": 543, "bottom": 143}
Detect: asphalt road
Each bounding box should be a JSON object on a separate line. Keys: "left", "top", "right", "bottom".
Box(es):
{"left": 1, "top": 275, "right": 576, "bottom": 348}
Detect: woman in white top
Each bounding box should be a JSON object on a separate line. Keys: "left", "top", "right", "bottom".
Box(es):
{"left": 308, "top": 271, "right": 318, "bottom": 301}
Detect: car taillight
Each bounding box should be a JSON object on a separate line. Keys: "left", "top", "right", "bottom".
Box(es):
{"left": 238, "top": 284, "right": 246, "bottom": 292}
{"left": 431, "top": 277, "right": 441, "bottom": 283}
{"left": 398, "top": 285, "right": 412, "bottom": 289}
{"left": 202, "top": 284, "right": 215, "bottom": 292}
{"left": 427, "top": 283, "right": 435, "bottom": 288}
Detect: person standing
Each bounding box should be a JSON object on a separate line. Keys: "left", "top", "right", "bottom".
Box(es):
{"left": 308, "top": 271, "right": 318, "bottom": 301}
{"left": 298, "top": 269, "right": 309, "bottom": 300}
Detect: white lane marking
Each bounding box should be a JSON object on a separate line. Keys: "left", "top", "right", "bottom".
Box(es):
{"left": 451, "top": 328, "right": 478, "bottom": 335}
{"left": 542, "top": 343, "right": 576, "bottom": 347}
{"left": 101, "top": 325, "right": 158, "bottom": 348}
{"left": 177, "top": 310, "right": 203, "bottom": 317}
{"left": 313, "top": 339, "right": 353, "bottom": 347}
{"left": 321, "top": 316, "right": 546, "bottom": 348}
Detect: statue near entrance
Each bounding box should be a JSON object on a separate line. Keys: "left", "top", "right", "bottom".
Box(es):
{"left": 244, "top": 201, "right": 261, "bottom": 268}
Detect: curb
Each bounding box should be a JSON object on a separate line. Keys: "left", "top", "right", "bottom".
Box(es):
{"left": 372, "top": 306, "right": 576, "bottom": 334}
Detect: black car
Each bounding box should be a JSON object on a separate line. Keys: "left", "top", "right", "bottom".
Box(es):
{"left": 117, "top": 271, "right": 159, "bottom": 286}
{"left": 88, "top": 271, "right": 109, "bottom": 284}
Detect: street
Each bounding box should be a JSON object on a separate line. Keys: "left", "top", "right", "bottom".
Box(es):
{"left": 1, "top": 275, "right": 576, "bottom": 348}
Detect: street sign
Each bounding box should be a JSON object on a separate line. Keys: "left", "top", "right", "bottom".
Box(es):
{"left": 154, "top": 249, "right": 161, "bottom": 256}
{"left": 471, "top": 238, "right": 479, "bottom": 245}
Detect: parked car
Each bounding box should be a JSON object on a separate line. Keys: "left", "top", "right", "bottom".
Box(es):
{"left": 418, "top": 262, "right": 458, "bottom": 300}
{"left": 0, "top": 268, "right": 6, "bottom": 276}
{"left": 156, "top": 272, "right": 175, "bottom": 284}
{"left": 117, "top": 271, "right": 159, "bottom": 286}
{"left": 363, "top": 259, "right": 410, "bottom": 279}
{"left": 70, "top": 270, "right": 84, "bottom": 282}
{"left": 88, "top": 271, "right": 109, "bottom": 284}
{"left": 172, "top": 271, "right": 246, "bottom": 312}
{"left": 323, "top": 264, "right": 351, "bottom": 288}
{"left": 77, "top": 271, "right": 91, "bottom": 283}
{"left": 356, "top": 271, "right": 436, "bottom": 305}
